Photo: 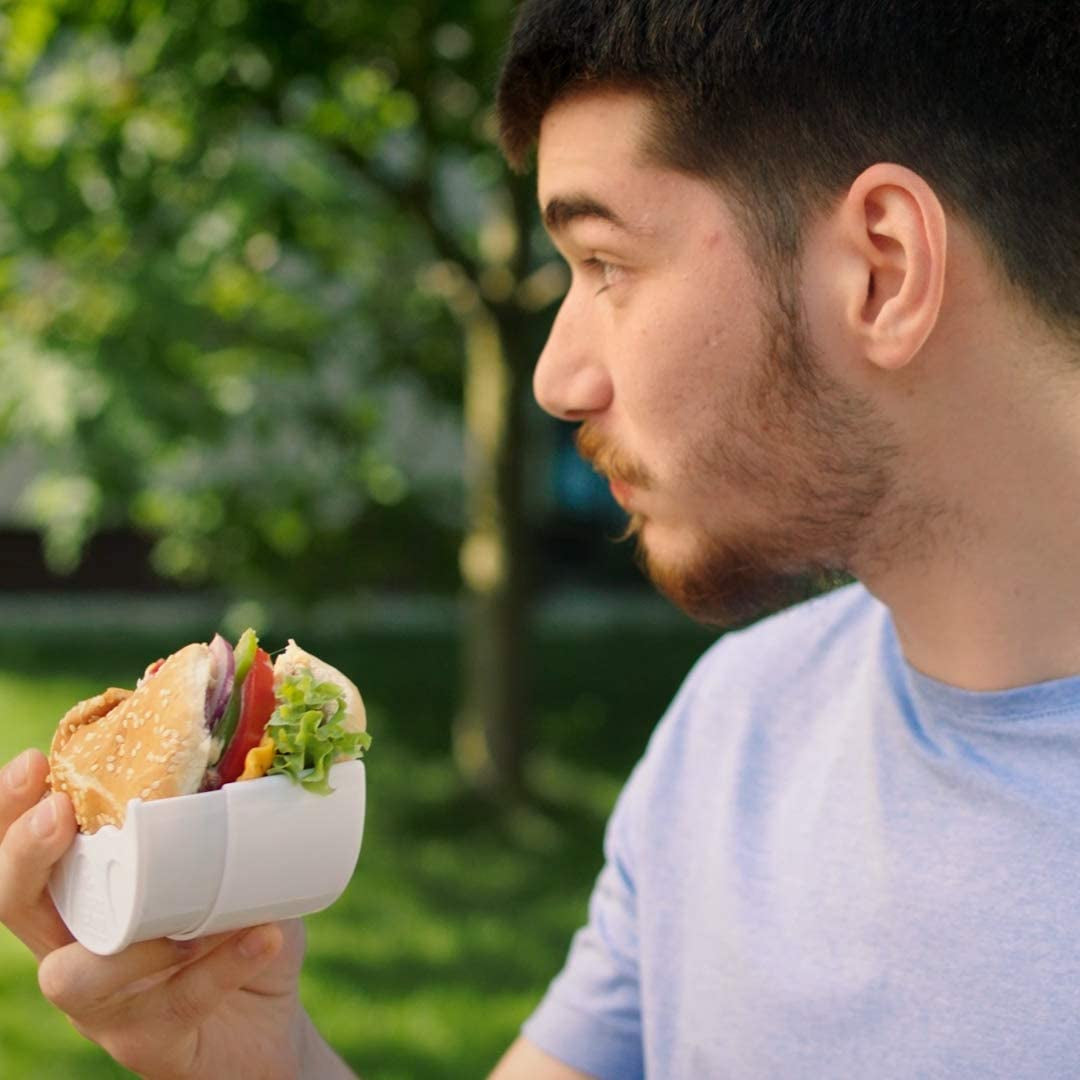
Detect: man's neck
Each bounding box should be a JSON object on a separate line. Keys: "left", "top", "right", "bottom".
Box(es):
{"left": 860, "top": 357, "right": 1080, "bottom": 692}
{"left": 872, "top": 550, "right": 1080, "bottom": 692}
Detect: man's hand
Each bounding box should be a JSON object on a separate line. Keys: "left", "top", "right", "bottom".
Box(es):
{"left": 0, "top": 748, "right": 352, "bottom": 1079}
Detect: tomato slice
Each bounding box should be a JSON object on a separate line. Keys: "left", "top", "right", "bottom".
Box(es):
{"left": 216, "top": 648, "right": 276, "bottom": 785}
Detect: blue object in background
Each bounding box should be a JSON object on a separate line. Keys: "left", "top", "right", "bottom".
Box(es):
{"left": 552, "top": 424, "right": 623, "bottom": 523}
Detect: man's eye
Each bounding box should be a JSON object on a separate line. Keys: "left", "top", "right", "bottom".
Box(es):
{"left": 583, "top": 257, "right": 623, "bottom": 295}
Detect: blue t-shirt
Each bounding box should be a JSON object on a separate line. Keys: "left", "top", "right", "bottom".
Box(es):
{"left": 523, "top": 583, "right": 1080, "bottom": 1078}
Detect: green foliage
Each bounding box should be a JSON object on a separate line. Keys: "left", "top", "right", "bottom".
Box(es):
{"left": 0, "top": 0, "right": 532, "bottom": 597}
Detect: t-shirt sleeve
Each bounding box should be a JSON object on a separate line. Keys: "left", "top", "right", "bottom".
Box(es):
{"left": 521, "top": 768, "right": 646, "bottom": 1080}
{"left": 520, "top": 647, "right": 718, "bottom": 1079}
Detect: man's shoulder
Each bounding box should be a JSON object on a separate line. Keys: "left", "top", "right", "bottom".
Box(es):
{"left": 621, "top": 581, "right": 889, "bottom": 845}
{"left": 699, "top": 583, "right": 885, "bottom": 665}
{"left": 632, "top": 581, "right": 889, "bottom": 786}
{"left": 685, "top": 580, "right": 886, "bottom": 701}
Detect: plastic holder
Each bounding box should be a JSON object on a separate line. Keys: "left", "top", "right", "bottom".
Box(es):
{"left": 48, "top": 760, "right": 365, "bottom": 956}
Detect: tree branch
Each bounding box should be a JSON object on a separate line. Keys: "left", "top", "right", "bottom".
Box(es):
{"left": 330, "top": 138, "right": 480, "bottom": 281}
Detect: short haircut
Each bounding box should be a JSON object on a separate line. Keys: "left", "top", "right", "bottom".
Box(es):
{"left": 496, "top": 1, "right": 1080, "bottom": 337}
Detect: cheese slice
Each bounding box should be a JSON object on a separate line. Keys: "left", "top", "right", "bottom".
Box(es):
{"left": 237, "top": 734, "right": 276, "bottom": 781}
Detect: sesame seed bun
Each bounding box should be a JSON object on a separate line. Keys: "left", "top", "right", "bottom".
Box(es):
{"left": 49, "top": 643, "right": 214, "bottom": 834}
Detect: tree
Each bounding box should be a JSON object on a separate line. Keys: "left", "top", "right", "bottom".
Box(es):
{"left": 0, "top": 0, "right": 565, "bottom": 796}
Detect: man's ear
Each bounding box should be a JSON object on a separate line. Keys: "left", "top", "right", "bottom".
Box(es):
{"left": 834, "top": 163, "right": 947, "bottom": 371}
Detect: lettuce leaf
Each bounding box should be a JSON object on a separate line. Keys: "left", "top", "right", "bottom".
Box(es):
{"left": 266, "top": 667, "right": 372, "bottom": 794}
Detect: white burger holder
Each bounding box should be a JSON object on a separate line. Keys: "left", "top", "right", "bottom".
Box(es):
{"left": 48, "top": 760, "right": 366, "bottom": 956}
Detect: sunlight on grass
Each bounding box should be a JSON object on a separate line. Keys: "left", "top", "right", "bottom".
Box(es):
{"left": 0, "top": 619, "right": 713, "bottom": 1077}
{"left": 0, "top": 672, "right": 105, "bottom": 761}
{"left": 0, "top": 657, "right": 602, "bottom": 1079}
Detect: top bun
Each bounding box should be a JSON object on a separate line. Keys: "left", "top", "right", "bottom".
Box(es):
{"left": 273, "top": 640, "right": 366, "bottom": 736}
{"left": 50, "top": 643, "right": 214, "bottom": 833}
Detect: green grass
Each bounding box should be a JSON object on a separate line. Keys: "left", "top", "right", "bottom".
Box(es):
{"left": 0, "top": 612, "right": 716, "bottom": 1078}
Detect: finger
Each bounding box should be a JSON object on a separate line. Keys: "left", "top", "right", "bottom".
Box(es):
{"left": 0, "top": 750, "right": 51, "bottom": 836}
{"left": 38, "top": 929, "right": 243, "bottom": 1018}
{"left": 58, "top": 928, "right": 286, "bottom": 1080}
{"left": 157, "top": 924, "right": 284, "bottom": 1031}
{"left": 0, "top": 790, "right": 78, "bottom": 959}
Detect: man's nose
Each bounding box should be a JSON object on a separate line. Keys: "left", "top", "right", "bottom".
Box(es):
{"left": 532, "top": 299, "right": 613, "bottom": 421}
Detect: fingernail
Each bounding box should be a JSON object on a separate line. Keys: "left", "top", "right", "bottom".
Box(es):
{"left": 238, "top": 926, "right": 274, "bottom": 959}
{"left": 30, "top": 796, "right": 58, "bottom": 838}
{"left": 4, "top": 751, "right": 32, "bottom": 791}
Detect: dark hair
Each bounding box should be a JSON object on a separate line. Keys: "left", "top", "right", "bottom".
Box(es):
{"left": 496, "top": 1, "right": 1080, "bottom": 336}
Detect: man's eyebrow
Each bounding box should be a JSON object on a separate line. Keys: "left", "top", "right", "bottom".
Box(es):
{"left": 542, "top": 194, "right": 630, "bottom": 234}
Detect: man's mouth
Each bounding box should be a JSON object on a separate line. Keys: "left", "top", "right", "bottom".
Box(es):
{"left": 575, "top": 422, "right": 652, "bottom": 502}
{"left": 608, "top": 477, "right": 634, "bottom": 507}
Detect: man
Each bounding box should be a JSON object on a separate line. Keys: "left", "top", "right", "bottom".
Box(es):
{"left": 3, "top": 1, "right": 1080, "bottom": 1075}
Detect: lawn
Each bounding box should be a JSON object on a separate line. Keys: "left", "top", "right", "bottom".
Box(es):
{"left": 0, "top": 597, "right": 716, "bottom": 1078}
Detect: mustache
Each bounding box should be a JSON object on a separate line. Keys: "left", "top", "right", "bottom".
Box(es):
{"left": 574, "top": 423, "right": 653, "bottom": 490}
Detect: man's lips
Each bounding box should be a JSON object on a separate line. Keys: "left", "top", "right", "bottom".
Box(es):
{"left": 608, "top": 477, "right": 634, "bottom": 508}
{"left": 575, "top": 422, "right": 650, "bottom": 510}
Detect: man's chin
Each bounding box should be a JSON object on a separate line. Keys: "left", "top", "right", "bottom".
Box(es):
{"left": 632, "top": 522, "right": 828, "bottom": 628}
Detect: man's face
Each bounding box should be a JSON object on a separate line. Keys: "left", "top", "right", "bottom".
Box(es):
{"left": 535, "top": 89, "right": 903, "bottom": 625}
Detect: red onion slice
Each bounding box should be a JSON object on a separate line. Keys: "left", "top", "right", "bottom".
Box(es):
{"left": 205, "top": 633, "right": 235, "bottom": 730}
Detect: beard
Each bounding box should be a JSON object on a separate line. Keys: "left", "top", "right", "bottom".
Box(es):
{"left": 575, "top": 270, "right": 910, "bottom": 628}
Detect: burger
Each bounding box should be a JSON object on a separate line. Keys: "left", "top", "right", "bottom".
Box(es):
{"left": 49, "top": 629, "right": 371, "bottom": 834}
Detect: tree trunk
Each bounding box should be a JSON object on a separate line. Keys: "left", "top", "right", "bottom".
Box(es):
{"left": 453, "top": 298, "right": 531, "bottom": 800}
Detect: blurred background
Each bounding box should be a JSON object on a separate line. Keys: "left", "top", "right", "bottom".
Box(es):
{"left": 0, "top": 2, "right": 718, "bottom": 1076}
